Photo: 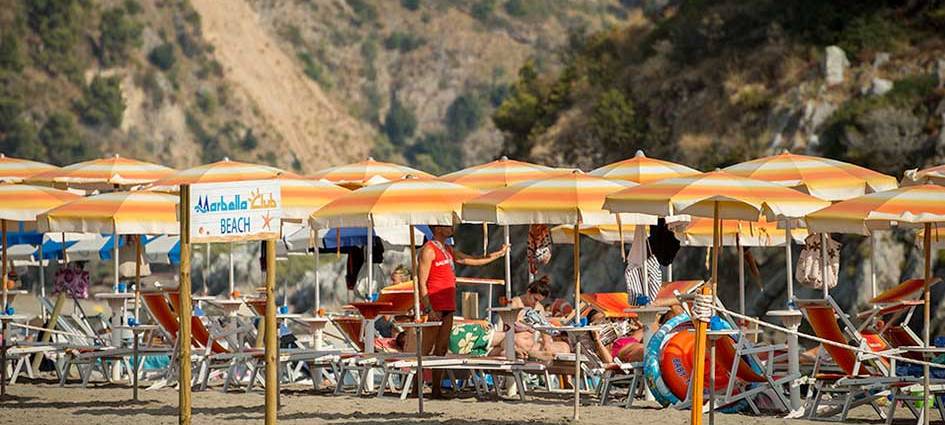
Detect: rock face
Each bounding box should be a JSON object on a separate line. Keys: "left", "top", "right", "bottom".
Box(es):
{"left": 824, "top": 46, "right": 850, "bottom": 86}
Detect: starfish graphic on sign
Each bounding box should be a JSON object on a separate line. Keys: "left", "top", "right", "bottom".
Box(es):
{"left": 262, "top": 211, "right": 274, "bottom": 230}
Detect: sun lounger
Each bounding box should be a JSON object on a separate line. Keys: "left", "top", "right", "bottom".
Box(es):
{"left": 796, "top": 297, "right": 911, "bottom": 421}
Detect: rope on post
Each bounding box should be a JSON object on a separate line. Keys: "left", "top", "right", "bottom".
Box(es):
{"left": 692, "top": 293, "right": 714, "bottom": 323}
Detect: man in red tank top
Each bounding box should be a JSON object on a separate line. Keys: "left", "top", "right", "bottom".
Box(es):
{"left": 418, "top": 224, "right": 508, "bottom": 398}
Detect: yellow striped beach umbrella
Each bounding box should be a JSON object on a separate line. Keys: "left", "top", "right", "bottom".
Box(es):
{"left": 277, "top": 174, "right": 349, "bottom": 222}
{"left": 38, "top": 191, "right": 179, "bottom": 235}
{"left": 723, "top": 150, "right": 897, "bottom": 201}
{"left": 0, "top": 184, "right": 82, "bottom": 307}
{"left": 28, "top": 154, "right": 175, "bottom": 187}
{"left": 904, "top": 163, "right": 945, "bottom": 186}
{"left": 0, "top": 154, "right": 60, "bottom": 183}
{"left": 147, "top": 157, "right": 284, "bottom": 191}
{"left": 604, "top": 170, "right": 829, "bottom": 420}
{"left": 806, "top": 184, "right": 945, "bottom": 421}
{"left": 308, "top": 157, "right": 434, "bottom": 189}
{"left": 439, "top": 156, "right": 560, "bottom": 190}
{"left": 590, "top": 150, "right": 701, "bottom": 184}
{"left": 311, "top": 177, "right": 480, "bottom": 229}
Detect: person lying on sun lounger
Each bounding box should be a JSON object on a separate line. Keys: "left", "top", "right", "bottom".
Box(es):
{"left": 585, "top": 309, "right": 646, "bottom": 363}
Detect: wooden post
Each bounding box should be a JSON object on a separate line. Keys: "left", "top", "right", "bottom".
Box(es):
{"left": 922, "top": 222, "right": 932, "bottom": 425}
{"left": 690, "top": 203, "right": 718, "bottom": 425}
{"left": 179, "top": 185, "right": 193, "bottom": 425}
{"left": 264, "top": 239, "right": 278, "bottom": 424}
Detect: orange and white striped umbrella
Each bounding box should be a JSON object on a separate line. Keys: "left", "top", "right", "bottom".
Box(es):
{"left": 0, "top": 154, "right": 60, "bottom": 183}
{"left": 723, "top": 150, "right": 897, "bottom": 201}
{"left": 308, "top": 157, "right": 434, "bottom": 189}
{"left": 310, "top": 177, "right": 481, "bottom": 228}
{"left": 439, "top": 156, "right": 560, "bottom": 190}
{"left": 590, "top": 150, "right": 700, "bottom": 184}
{"left": 904, "top": 164, "right": 945, "bottom": 186}
{"left": 277, "top": 174, "right": 350, "bottom": 222}
{"left": 38, "top": 191, "right": 179, "bottom": 235}
{"left": 462, "top": 172, "right": 656, "bottom": 226}
{"left": 147, "top": 157, "right": 284, "bottom": 191}
{"left": 805, "top": 184, "right": 945, "bottom": 235}
{"left": 675, "top": 217, "right": 808, "bottom": 247}
{"left": 0, "top": 184, "right": 82, "bottom": 221}
{"left": 28, "top": 154, "right": 175, "bottom": 186}
{"left": 603, "top": 170, "right": 830, "bottom": 221}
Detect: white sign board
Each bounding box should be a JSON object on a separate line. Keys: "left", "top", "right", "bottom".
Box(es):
{"left": 189, "top": 180, "right": 282, "bottom": 243}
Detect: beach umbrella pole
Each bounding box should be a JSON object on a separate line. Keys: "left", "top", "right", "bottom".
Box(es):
{"left": 2, "top": 219, "right": 6, "bottom": 311}
{"left": 483, "top": 223, "right": 493, "bottom": 321}
{"left": 690, "top": 203, "right": 719, "bottom": 425}
{"left": 783, "top": 220, "right": 802, "bottom": 411}
{"left": 38, "top": 243, "right": 46, "bottom": 321}
{"left": 572, "top": 223, "right": 581, "bottom": 421}
{"left": 133, "top": 235, "right": 141, "bottom": 402}
{"left": 313, "top": 232, "right": 320, "bottom": 313}
{"left": 409, "top": 225, "right": 424, "bottom": 415}
{"left": 504, "top": 225, "right": 511, "bottom": 300}
{"left": 205, "top": 243, "right": 210, "bottom": 295}
{"left": 923, "top": 222, "right": 932, "bottom": 425}
{"left": 367, "top": 220, "right": 374, "bottom": 298}
{"left": 821, "top": 233, "right": 829, "bottom": 299}
{"left": 263, "top": 239, "right": 277, "bottom": 424}
{"left": 228, "top": 243, "right": 234, "bottom": 297}
{"left": 738, "top": 235, "right": 745, "bottom": 316}
{"left": 870, "top": 235, "right": 877, "bottom": 299}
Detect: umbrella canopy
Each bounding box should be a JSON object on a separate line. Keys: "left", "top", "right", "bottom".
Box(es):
{"left": 550, "top": 224, "right": 637, "bottom": 245}
{"left": 147, "top": 157, "right": 285, "bottom": 191}
{"left": 0, "top": 154, "right": 60, "bottom": 183}
{"left": 904, "top": 163, "right": 945, "bottom": 186}
{"left": 38, "top": 191, "right": 179, "bottom": 235}
{"left": 439, "top": 156, "right": 560, "bottom": 190}
{"left": 28, "top": 154, "right": 175, "bottom": 187}
{"left": 589, "top": 150, "right": 701, "bottom": 184}
{"left": 723, "top": 150, "right": 897, "bottom": 201}
{"left": 0, "top": 184, "right": 82, "bottom": 221}
{"left": 462, "top": 172, "right": 656, "bottom": 226}
{"left": 602, "top": 170, "right": 831, "bottom": 222}
{"left": 276, "top": 174, "right": 350, "bottom": 222}
{"left": 676, "top": 217, "right": 808, "bottom": 247}
{"left": 310, "top": 178, "right": 481, "bottom": 228}
{"left": 308, "top": 157, "right": 434, "bottom": 189}
{"left": 805, "top": 184, "right": 945, "bottom": 235}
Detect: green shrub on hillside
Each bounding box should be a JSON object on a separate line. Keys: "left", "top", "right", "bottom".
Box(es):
{"left": 148, "top": 43, "right": 176, "bottom": 71}
{"left": 298, "top": 52, "right": 333, "bottom": 89}
{"left": 472, "top": 0, "right": 497, "bottom": 23}
{"left": 590, "top": 89, "right": 644, "bottom": 153}
{"left": 347, "top": 0, "right": 378, "bottom": 26}
{"left": 76, "top": 75, "right": 125, "bottom": 129}
{"left": 0, "top": 32, "right": 25, "bottom": 72}
{"left": 837, "top": 13, "right": 907, "bottom": 56}
{"left": 445, "top": 93, "right": 484, "bottom": 141}
{"left": 26, "top": 0, "right": 86, "bottom": 76}
{"left": 196, "top": 88, "right": 217, "bottom": 114}
{"left": 383, "top": 31, "right": 426, "bottom": 53}
{"left": 406, "top": 132, "right": 463, "bottom": 175}
{"left": 401, "top": 0, "right": 421, "bottom": 11}
{"left": 0, "top": 98, "right": 42, "bottom": 160}
{"left": 98, "top": 7, "right": 143, "bottom": 66}
{"left": 39, "top": 111, "right": 88, "bottom": 165}
{"left": 383, "top": 95, "right": 417, "bottom": 146}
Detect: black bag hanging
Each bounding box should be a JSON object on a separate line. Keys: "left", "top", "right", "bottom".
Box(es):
{"left": 648, "top": 218, "right": 680, "bottom": 267}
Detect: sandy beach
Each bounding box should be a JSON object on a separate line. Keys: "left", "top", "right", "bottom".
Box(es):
{"left": 0, "top": 378, "right": 902, "bottom": 425}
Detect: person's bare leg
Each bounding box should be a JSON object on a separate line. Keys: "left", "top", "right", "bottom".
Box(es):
{"left": 431, "top": 312, "right": 453, "bottom": 398}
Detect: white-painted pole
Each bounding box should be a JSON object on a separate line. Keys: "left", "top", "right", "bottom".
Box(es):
{"left": 870, "top": 234, "right": 877, "bottom": 299}
{"left": 738, "top": 239, "right": 745, "bottom": 316}
{"left": 367, "top": 220, "right": 374, "bottom": 297}
{"left": 228, "top": 243, "right": 234, "bottom": 297}
{"left": 504, "top": 225, "right": 512, "bottom": 300}
{"left": 38, "top": 242, "right": 46, "bottom": 321}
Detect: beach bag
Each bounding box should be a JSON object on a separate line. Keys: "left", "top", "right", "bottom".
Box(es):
{"left": 648, "top": 218, "right": 680, "bottom": 267}
{"left": 625, "top": 227, "right": 662, "bottom": 304}
{"left": 54, "top": 263, "right": 90, "bottom": 299}
{"left": 527, "top": 224, "right": 552, "bottom": 275}
{"left": 796, "top": 233, "right": 841, "bottom": 290}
